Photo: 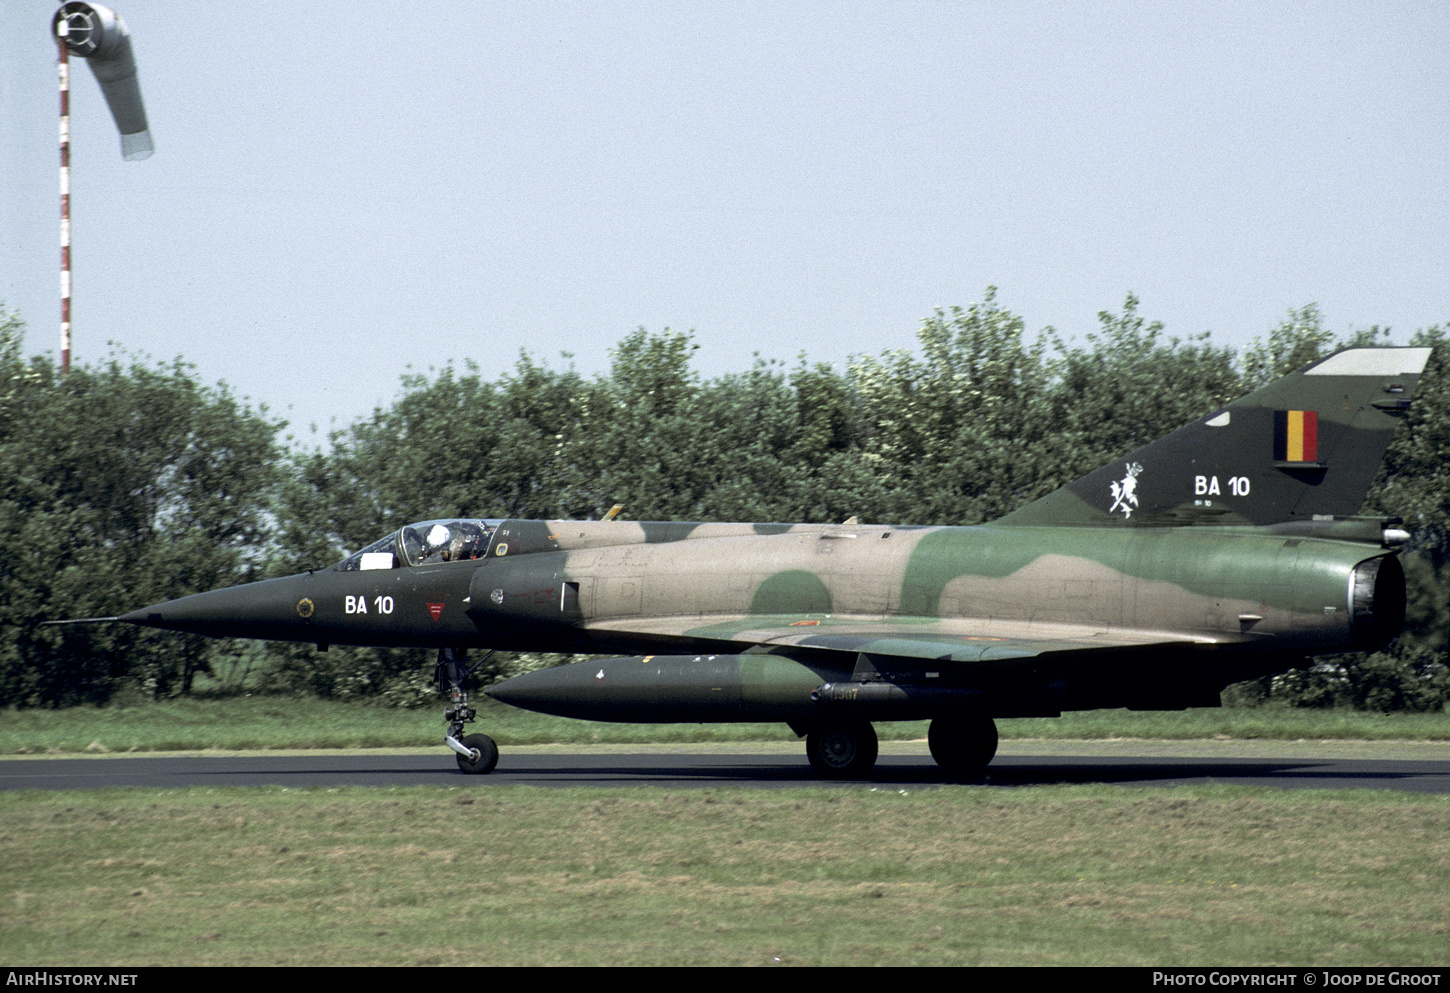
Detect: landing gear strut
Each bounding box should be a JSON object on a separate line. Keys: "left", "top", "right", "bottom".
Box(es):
{"left": 437, "top": 647, "right": 498, "bottom": 774}
{"left": 928, "top": 716, "right": 997, "bottom": 779}
{"left": 806, "top": 721, "right": 879, "bottom": 779}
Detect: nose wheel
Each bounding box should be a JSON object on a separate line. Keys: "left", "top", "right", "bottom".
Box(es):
{"left": 437, "top": 647, "right": 500, "bottom": 775}
{"left": 454, "top": 732, "right": 498, "bottom": 774}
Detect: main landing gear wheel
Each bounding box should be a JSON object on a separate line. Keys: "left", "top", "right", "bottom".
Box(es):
{"left": 455, "top": 733, "right": 498, "bottom": 775}
{"left": 806, "top": 721, "right": 879, "bottom": 779}
{"left": 928, "top": 716, "right": 998, "bottom": 779}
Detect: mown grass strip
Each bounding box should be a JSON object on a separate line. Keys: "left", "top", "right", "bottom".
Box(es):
{"left": 2, "top": 697, "right": 1447, "bottom": 755}
{"left": 2, "top": 784, "right": 1447, "bottom": 966}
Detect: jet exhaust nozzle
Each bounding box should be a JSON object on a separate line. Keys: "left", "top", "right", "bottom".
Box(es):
{"left": 1350, "top": 554, "right": 1406, "bottom": 651}
{"left": 53, "top": 2, "right": 153, "bottom": 160}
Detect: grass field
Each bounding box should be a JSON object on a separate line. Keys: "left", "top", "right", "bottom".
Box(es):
{"left": 3, "top": 698, "right": 1447, "bottom": 966}
{"left": 2, "top": 783, "right": 1447, "bottom": 966}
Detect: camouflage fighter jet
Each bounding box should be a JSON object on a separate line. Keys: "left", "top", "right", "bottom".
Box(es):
{"left": 81, "top": 347, "right": 1433, "bottom": 778}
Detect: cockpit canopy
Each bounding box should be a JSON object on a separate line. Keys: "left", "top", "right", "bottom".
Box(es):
{"left": 333, "top": 519, "right": 503, "bottom": 571}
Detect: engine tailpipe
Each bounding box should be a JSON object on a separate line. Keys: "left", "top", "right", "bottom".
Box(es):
{"left": 1350, "top": 554, "right": 1405, "bottom": 650}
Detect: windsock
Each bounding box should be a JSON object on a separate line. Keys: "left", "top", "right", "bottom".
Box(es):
{"left": 52, "top": 2, "right": 153, "bottom": 160}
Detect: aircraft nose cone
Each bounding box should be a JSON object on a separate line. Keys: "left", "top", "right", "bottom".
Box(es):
{"left": 121, "top": 573, "right": 314, "bottom": 641}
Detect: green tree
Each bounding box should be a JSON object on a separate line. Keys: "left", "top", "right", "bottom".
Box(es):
{"left": 0, "top": 310, "right": 285, "bottom": 706}
{"left": 1239, "top": 304, "right": 1337, "bottom": 389}
{"left": 1043, "top": 293, "right": 1240, "bottom": 484}
{"left": 1369, "top": 328, "right": 1450, "bottom": 566}
{"left": 844, "top": 288, "right": 1058, "bottom": 524}
{"left": 1363, "top": 327, "right": 1450, "bottom": 655}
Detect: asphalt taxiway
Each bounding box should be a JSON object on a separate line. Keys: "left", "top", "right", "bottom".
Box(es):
{"left": 3, "top": 740, "right": 1448, "bottom": 792}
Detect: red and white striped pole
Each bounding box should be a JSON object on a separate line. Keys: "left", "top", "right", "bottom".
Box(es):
{"left": 58, "top": 35, "right": 72, "bottom": 377}
{"left": 52, "top": 3, "right": 156, "bottom": 375}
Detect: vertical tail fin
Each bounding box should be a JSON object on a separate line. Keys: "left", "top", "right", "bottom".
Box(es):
{"left": 994, "top": 347, "right": 1432, "bottom": 528}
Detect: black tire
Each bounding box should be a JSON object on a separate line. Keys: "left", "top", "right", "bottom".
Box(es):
{"left": 806, "top": 722, "right": 879, "bottom": 779}
{"left": 928, "top": 716, "right": 997, "bottom": 778}
{"left": 455, "top": 733, "right": 499, "bottom": 775}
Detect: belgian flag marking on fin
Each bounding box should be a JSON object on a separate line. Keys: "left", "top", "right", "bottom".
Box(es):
{"left": 991, "top": 346, "right": 1431, "bottom": 528}
{"left": 1273, "top": 410, "right": 1319, "bottom": 464}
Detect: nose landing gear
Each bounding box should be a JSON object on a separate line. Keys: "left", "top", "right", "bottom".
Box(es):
{"left": 437, "top": 647, "right": 498, "bottom": 774}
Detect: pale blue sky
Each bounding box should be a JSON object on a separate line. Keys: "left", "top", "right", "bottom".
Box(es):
{"left": 3, "top": 1, "right": 1447, "bottom": 442}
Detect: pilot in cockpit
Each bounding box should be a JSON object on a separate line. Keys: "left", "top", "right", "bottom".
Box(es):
{"left": 446, "top": 521, "right": 487, "bottom": 561}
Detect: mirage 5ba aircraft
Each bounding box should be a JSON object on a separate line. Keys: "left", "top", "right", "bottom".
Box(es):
{"left": 88, "top": 347, "right": 1431, "bottom": 778}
